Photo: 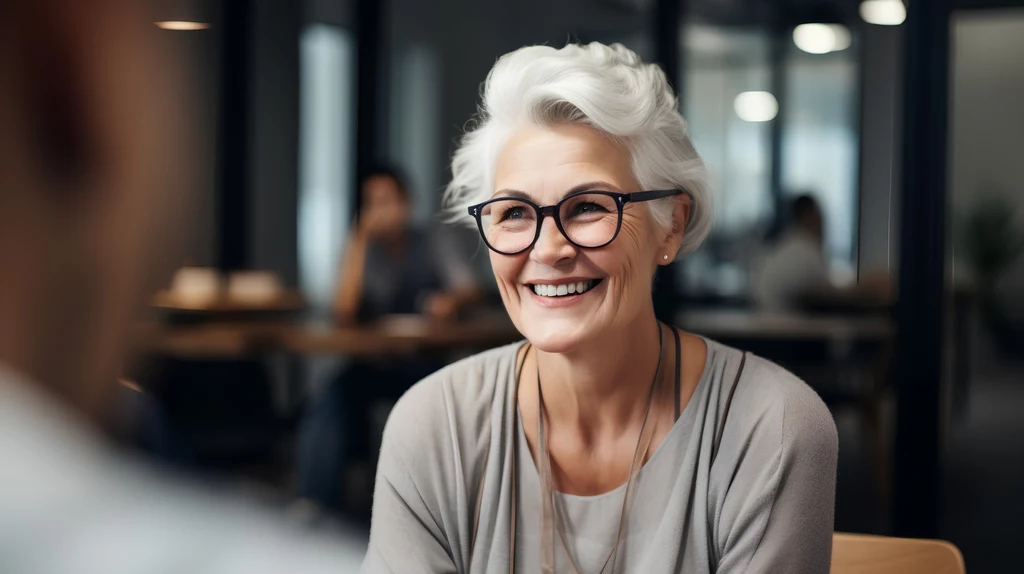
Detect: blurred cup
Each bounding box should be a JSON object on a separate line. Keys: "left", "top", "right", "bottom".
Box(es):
{"left": 169, "top": 266, "right": 222, "bottom": 308}
{"left": 227, "top": 270, "right": 282, "bottom": 306}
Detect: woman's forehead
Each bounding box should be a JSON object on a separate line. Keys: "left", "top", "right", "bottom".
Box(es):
{"left": 493, "top": 125, "right": 636, "bottom": 201}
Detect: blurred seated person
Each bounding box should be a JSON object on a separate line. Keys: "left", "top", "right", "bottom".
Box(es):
{"left": 334, "top": 166, "right": 480, "bottom": 323}
{"left": 753, "top": 194, "right": 890, "bottom": 311}
{"left": 297, "top": 167, "right": 480, "bottom": 514}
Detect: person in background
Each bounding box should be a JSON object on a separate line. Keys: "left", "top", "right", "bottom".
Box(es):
{"left": 752, "top": 194, "right": 890, "bottom": 310}
{"left": 0, "top": 1, "right": 362, "bottom": 571}
{"left": 752, "top": 195, "right": 831, "bottom": 309}
{"left": 296, "top": 167, "right": 480, "bottom": 514}
{"left": 333, "top": 166, "right": 480, "bottom": 323}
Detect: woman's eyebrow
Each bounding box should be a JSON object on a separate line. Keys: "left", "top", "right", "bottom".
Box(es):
{"left": 491, "top": 189, "right": 533, "bottom": 200}
{"left": 491, "top": 181, "right": 624, "bottom": 202}
{"left": 564, "top": 181, "right": 622, "bottom": 195}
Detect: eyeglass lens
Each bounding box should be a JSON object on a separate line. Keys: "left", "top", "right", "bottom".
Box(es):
{"left": 478, "top": 192, "right": 620, "bottom": 254}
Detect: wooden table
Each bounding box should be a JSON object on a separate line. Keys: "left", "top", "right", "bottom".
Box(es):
{"left": 279, "top": 315, "right": 522, "bottom": 357}
{"left": 133, "top": 314, "right": 523, "bottom": 359}
{"left": 137, "top": 310, "right": 893, "bottom": 359}
{"left": 152, "top": 290, "right": 307, "bottom": 313}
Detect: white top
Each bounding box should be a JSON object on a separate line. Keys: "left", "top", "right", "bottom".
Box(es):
{"left": 0, "top": 365, "right": 365, "bottom": 574}
{"left": 752, "top": 230, "right": 832, "bottom": 310}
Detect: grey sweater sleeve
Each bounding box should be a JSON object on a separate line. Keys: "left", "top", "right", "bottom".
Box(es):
{"left": 360, "top": 383, "right": 461, "bottom": 574}
{"left": 360, "top": 350, "right": 503, "bottom": 574}
{"left": 713, "top": 361, "right": 839, "bottom": 574}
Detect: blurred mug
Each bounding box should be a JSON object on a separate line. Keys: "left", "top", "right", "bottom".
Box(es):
{"left": 227, "top": 270, "right": 282, "bottom": 305}
{"left": 169, "top": 266, "right": 222, "bottom": 308}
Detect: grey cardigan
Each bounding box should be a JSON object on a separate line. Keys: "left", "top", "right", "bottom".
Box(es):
{"left": 361, "top": 338, "right": 838, "bottom": 573}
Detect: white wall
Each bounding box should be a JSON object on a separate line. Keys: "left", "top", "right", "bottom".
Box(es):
{"left": 950, "top": 10, "right": 1024, "bottom": 310}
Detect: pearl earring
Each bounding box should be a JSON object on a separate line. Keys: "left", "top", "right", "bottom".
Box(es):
{"left": 663, "top": 255, "right": 669, "bottom": 260}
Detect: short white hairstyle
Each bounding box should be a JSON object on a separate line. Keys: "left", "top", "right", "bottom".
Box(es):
{"left": 443, "top": 42, "right": 713, "bottom": 258}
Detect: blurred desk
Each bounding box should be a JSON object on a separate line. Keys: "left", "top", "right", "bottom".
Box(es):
{"left": 677, "top": 309, "right": 894, "bottom": 343}
{"left": 152, "top": 289, "right": 307, "bottom": 314}
{"left": 134, "top": 314, "right": 522, "bottom": 359}
{"left": 138, "top": 310, "right": 891, "bottom": 358}
{"left": 280, "top": 315, "right": 521, "bottom": 357}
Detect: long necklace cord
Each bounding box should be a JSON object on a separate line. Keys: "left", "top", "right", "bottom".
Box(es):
{"left": 536, "top": 321, "right": 665, "bottom": 574}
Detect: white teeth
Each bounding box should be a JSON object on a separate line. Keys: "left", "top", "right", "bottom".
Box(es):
{"left": 532, "top": 280, "right": 596, "bottom": 297}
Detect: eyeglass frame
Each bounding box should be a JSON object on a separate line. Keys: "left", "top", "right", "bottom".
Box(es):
{"left": 466, "top": 188, "right": 690, "bottom": 255}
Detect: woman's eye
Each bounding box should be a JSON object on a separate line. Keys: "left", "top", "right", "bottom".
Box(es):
{"left": 572, "top": 202, "right": 608, "bottom": 215}
{"left": 501, "top": 207, "right": 525, "bottom": 221}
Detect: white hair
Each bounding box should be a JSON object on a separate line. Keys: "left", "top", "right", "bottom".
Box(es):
{"left": 442, "top": 42, "right": 713, "bottom": 258}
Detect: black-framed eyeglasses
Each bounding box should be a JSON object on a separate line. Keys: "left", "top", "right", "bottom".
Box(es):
{"left": 467, "top": 189, "right": 686, "bottom": 256}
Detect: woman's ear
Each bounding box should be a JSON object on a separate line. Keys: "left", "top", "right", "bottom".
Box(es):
{"left": 660, "top": 193, "right": 691, "bottom": 263}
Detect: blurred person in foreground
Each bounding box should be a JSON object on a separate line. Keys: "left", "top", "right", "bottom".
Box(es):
{"left": 753, "top": 194, "right": 891, "bottom": 310}
{"left": 0, "top": 2, "right": 362, "bottom": 571}
{"left": 296, "top": 167, "right": 479, "bottom": 513}
{"left": 361, "top": 43, "right": 838, "bottom": 573}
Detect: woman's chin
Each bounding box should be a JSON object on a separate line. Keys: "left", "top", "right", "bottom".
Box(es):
{"left": 521, "top": 320, "right": 596, "bottom": 354}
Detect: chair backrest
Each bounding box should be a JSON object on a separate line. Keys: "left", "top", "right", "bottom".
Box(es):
{"left": 831, "top": 532, "right": 965, "bottom": 574}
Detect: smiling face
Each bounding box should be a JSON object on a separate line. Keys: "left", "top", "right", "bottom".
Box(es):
{"left": 490, "top": 123, "right": 679, "bottom": 353}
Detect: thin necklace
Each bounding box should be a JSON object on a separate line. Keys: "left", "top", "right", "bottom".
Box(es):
{"left": 535, "top": 322, "right": 664, "bottom": 574}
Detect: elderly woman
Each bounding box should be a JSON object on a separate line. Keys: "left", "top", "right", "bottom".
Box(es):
{"left": 362, "top": 43, "right": 838, "bottom": 574}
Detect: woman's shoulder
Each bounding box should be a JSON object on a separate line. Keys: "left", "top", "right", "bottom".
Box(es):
{"left": 702, "top": 338, "right": 837, "bottom": 455}
{"left": 393, "top": 341, "right": 521, "bottom": 416}
{"left": 381, "top": 342, "right": 522, "bottom": 465}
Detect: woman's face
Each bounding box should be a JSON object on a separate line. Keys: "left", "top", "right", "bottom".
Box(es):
{"left": 490, "top": 124, "right": 674, "bottom": 353}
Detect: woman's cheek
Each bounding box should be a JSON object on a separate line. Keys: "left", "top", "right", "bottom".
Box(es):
{"left": 490, "top": 255, "right": 522, "bottom": 301}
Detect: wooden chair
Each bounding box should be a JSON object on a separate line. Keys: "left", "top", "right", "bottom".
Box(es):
{"left": 832, "top": 532, "right": 965, "bottom": 574}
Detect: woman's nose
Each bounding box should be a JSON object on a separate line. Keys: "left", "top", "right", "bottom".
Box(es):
{"left": 530, "top": 216, "right": 577, "bottom": 266}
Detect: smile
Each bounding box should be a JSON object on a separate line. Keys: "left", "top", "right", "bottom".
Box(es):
{"left": 529, "top": 279, "right": 602, "bottom": 298}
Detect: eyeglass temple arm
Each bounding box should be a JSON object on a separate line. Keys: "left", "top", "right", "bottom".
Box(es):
{"left": 623, "top": 189, "right": 696, "bottom": 226}
{"left": 623, "top": 189, "right": 689, "bottom": 202}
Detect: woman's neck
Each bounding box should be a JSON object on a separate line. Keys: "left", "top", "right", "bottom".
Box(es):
{"left": 534, "top": 310, "right": 664, "bottom": 440}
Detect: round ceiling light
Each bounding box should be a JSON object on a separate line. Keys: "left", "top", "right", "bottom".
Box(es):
{"left": 860, "top": 0, "right": 906, "bottom": 26}
{"left": 793, "top": 23, "right": 851, "bottom": 54}
{"left": 734, "top": 91, "right": 779, "bottom": 123}
{"left": 155, "top": 21, "right": 210, "bottom": 31}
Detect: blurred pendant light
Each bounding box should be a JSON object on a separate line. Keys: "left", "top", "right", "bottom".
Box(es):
{"left": 153, "top": 0, "right": 211, "bottom": 30}
{"left": 793, "top": 23, "right": 852, "bottom": 54}
{"left": 156, "top": 21, "right": 210, "bottom": 30}
{"left": 860, "top": 0, "right": 906, "bottom": 26}
{"left": 734, "top": 91, "right": 779, "bottom": 123}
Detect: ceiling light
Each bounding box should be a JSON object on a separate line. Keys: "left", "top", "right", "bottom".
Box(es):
{"left": 860, "top": 0, "right": 906, "bottom": 26}
{"left": 734, "top": 91, "right": 779, "bottom": 123}
{"left": 793, "top": 23, "right": 851, "bottom": 54}
{"left": 155, "top": 21, "right": 210, "bottom": 31}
